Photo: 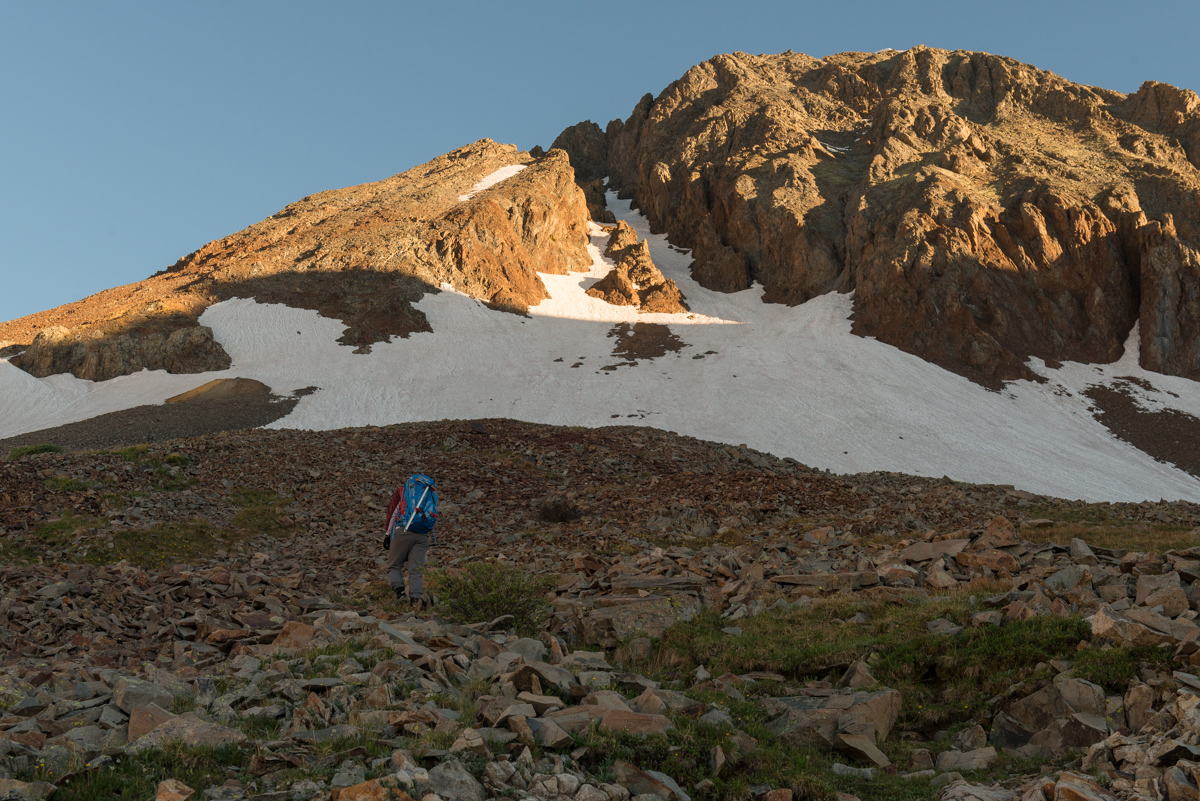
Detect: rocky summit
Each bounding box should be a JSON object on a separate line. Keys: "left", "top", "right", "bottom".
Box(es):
{"left": 3, "top": 47, "right": 1200, "bottom": 388}
{"left": 561, "top": 47, "right": 1200, "bottom": 385}
{"left": 3, "top": 44, "right": 1200, "bottom": 801}
{"left": 0, "top": 141, "right": 593, "bottom": 381}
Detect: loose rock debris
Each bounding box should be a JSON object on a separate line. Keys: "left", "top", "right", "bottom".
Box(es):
{"left": 2, "top": 419, "right": 1200, "bottom": 801}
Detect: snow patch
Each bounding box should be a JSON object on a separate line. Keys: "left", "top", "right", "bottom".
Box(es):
{"left": 2, "top": 192, "right": 1199, "bottom": 503}
{"left": 818, "top": 141, "right": 852, "bottom": 154}
{"left": 457, "top": 164, "right": 527, "bottom": 201}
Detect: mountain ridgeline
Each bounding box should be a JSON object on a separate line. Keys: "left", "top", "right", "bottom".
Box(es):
{"left": 557, "top": 47, "right": 1200, "bottom": 386}
{"left": 2, "top": 46, "right": 1199, "bottom": 388}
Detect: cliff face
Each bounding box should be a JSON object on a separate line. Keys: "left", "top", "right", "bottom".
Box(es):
{"left": 2, "top": 140, "right": 594, "bottom": 379}
{"left": 585, "top": 47, "right": 1200, "bottom": 385}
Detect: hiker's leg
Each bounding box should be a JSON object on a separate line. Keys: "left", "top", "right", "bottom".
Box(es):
{"left": 406, "top": 535, "right": 430, "bottom": 598}
{"left": 386, "top": 534, "right": 414, "bottom": 593}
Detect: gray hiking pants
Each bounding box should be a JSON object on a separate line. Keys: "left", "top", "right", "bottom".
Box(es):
{"left": 387, "top": 531, "right": 429, "bottom": 598}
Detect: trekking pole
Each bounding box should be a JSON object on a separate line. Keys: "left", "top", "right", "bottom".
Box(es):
{"left": 404, "top": 486, "right": 431, "bottom": 532}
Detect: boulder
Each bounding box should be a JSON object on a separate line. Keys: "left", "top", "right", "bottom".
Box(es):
{"left": 612, "top": 761, "right": 689, "bottom": 801}
{"left": 936, "top": 747, "right": 998, "bottom": 771}
{"left": 128, "top": 703, "right": 176, "bottom": 742}
{"left": 503, "top": 638, "right": 547, "bottom": 663}
{"left": 448, "top": 728, "right": 490, "bottom": 757}
{"left": 332, "top": 780, "right": 405, "bottom": 801}
{"left": 939, "top": 784, "right": 1016, "bottom": 801}
{"left": 527, "top": 716, "right": 573, "bottom": 748}
{"left": 155, "top": 779, "right": 196, "bottom": 801}
{"left": 1091, "top": 606, "right": 1176, "bottom": 648}
{"left": 1126, "top": 682, "right": 1156, "bottom": 733}
{"left": 0, "top": 779, "right": 57, "bottom": 801}
{"left": 991, "top": 678, "right": 1108, "bottom": 753}
{"left": 769, "top": 689, "right": 901, "bottom": 746}
{"left": 428, "top": 759, "right": 485, "bottom": 801}
{"left": 582, "top": 595, "right": 700, "bottom": 646}
{"left": 835, "top": 733, "right": 892, "bottom": 768}
{"left": 599, "top": 710, "right": 673, "bottom": 735}
{"left": 1046, "top": 566, "right": 1091, "bottom": 596}
{"left": 272, "top": 621, "right": 318, "bottom": 650}
{"left": 129, "top": 713, "right": 247, "bottom": 753}
{"left": 510, "top": 661, "right": 578, "bottom": 694}
{"left": 112, "top": 676, "right": 175, "bottom": 714}
{"left": 1052, "top": 771, "right": 1120, "bottom": 801}
{"left": 954, "top": 724, "right": 988, "bottom": 751}
{"left": 899, "top": 540, "right": 969, "bottom": 563}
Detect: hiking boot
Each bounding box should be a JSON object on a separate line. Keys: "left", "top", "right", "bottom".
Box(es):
{"left": 393, "top": 586, "right": 406, "bottom": 602}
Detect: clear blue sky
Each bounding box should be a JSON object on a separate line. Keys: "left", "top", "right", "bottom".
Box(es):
{"left": 2, "top": 1, "right": 1197, "bottom": 325}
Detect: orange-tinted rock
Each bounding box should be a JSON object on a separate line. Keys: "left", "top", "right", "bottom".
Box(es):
{"left": 587, "top": 221, "right": 688, "bottom": 313}
{"left": 600, "top": 48, "right": 1200, "bottom": 384}
{"left": 957, "top": 549, "right": 1021, "bottom": 574}
{"left": 155, "top": 778, "right": 195, "bottom": 801}
{"left": 128, "top": 703, "right": 176, "bottom": 743}
{"left": 271, "top": 621, "right": 317, "bottom": 650}
{"left": 333, "top": 780, "right": 413, "bottom": 801}
{"left": 598, "top": 709, "right": 673, "bottom": 735}
{"left": 2, "top": 141, "right": 593, "bottom": 379}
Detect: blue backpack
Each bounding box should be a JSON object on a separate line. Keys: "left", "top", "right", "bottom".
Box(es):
{"left": 390, "top": 474, "right": 438, "bottom": 541}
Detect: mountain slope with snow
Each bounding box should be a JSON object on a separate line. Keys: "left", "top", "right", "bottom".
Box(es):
{"left": 3, "top": 192, "right": 1198, "bottom": 503}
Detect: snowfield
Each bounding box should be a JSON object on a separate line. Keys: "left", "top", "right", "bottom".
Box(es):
{"left": 2, "top": 192, "right": 1199, "bottom": 503}
{"left": 457, "top": 164, "right": 526, "bottom": 201}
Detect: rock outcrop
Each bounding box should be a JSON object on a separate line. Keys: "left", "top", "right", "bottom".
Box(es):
{"left": 13, "top": 318, "right": 230, "bottom": 380}
{"left": 586, "top": 221, "right": 688, "bottom": 313}
{"left": 1, "top": 140, "right": 594, "bottom": 380}
{"left": 552, "top": 121, "right": 616, "bottom": 223}
{"left": 588, "top": 48, "right": 1200, "bottom": 385}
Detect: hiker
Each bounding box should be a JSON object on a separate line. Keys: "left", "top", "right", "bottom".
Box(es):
{"left": 384, "top": 473, "right": 438, "bottom": 607}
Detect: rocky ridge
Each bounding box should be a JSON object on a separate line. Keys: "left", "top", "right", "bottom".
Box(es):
{"left": 557, "top": 47, "right": 1200, "bottom": 386}
{"left": 7, "top": 48, "right": 1200, "bottom": 391}
{"left": 3, "top": 420, "right": 1200, "bottom": 800}
{"left": 1, "top": 141, "right": 595, "bottom": 380}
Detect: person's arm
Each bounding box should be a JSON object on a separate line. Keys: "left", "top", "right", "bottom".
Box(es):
{"left": 385, "top": 487, "right": 402, "bottom": 535}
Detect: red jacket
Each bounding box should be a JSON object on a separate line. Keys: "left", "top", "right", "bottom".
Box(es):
{"left": 385, "top": 486, "right": 404, "bottom": 537}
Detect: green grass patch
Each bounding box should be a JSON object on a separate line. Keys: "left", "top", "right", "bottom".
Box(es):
{"left": 228, "top": 488, "right": 296, "bottom": 538}
{"left": 1020, "top": 504, "right": 1199, "bottom": 554}
{"left": 114, "top": 444, "right": 153, "bottom": 463}
{"left": 236, "top": 714, "right": 282, "bottom": 740}
{"left": 8, "top": 443, "right": 63, "bottom": 459}
{"left": 655, "top": 595, "right": 1104, "bottom": 731}
{"left": 9, "top": 512, "right": 111, "bottom": 564}
{"left": 43, "top": 474, "right": 90, "bottom": 492}
{"left": 99, "top": 521, "right": 224, "bottom": 569}
{"left": 21, "top": 485, "right": 299, "bottom": 569}
{"left": 428, "top": 562, "right": 555, "bottom": 637}
{"left": 110, "top": 444, "right": 197, "bottom": 491}
{"left": 576, "top": 716, "right": 833, "bottom": 801}
{"left": 1072, "top": 643, "right": 1171, "bottom": 692}
{"left": 32, "top": 742, "right": 248, "bottom": 801}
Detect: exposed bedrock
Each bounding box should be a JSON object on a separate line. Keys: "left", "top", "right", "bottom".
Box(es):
{"left": 12, "top": 317, "right": 231, "bottom": 381}
{"left": 586, "top": 221, "right": 689, "bottom": 314}
{"left": 2, "top": 141, "right": 595, "bottom": 380}
{"left": 592, "top": 47, "right": 1200, "bottom": 385}
{"left": 551, "top": 121, "right": 617, "bottom": 222}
